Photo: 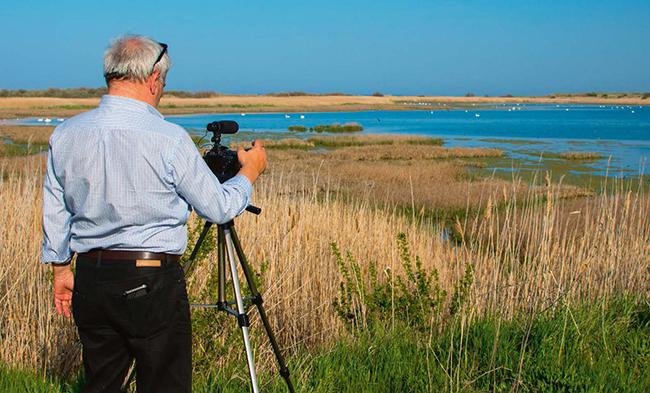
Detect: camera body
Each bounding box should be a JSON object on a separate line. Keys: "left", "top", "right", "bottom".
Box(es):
{"left": 204, "top": 145, "right": 241, "bottom": 183}
{"left": 203, "top": 120, "right": 242, "bottom": 183}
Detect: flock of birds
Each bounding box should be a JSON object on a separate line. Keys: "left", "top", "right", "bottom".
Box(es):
{"left": 422, "top": 102, "right": 644, "bottom": 119}
{"left": 239, "top": 113, "right": 307, "bottom": 119}
{"left": 27, "top": 104, "right": 643, "bottom": 126}
{"left": 36, "top": 117, "right": 65, "bottom": 123}
{"left": 283, "top": 114, "right": 306, "bottom": 119}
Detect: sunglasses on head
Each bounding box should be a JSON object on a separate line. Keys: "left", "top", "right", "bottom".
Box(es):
{"left": 151, "top": 42, "right": 168, "bottom": 74}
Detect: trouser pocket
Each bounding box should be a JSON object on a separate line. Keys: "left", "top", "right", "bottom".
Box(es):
{"left": 104, "top": 268, "right": 184, "bottom": 338}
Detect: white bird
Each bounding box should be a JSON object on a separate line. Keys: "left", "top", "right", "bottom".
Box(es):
{"left": 37, "top": 118, "right": 44, "bottom": 122}
{"left": 241, "top": 113, "right": 246, "bottom": 116}
{"left": 300, "top": 115, "right": 305, "bottom": 119}
{"left": 57, "top": 118, "right": 65, "bottom": 122}
{"left": 44, "top": 118, "right": 52, "bottom": 123}
{"left": 284, "top": 114, "right": 290, "bottom": 119}
{"left": 631, "top": 110, "right": 635, "bottom": 114}
{"left": 475, "top": 113, "right": 480, "bottom": 118}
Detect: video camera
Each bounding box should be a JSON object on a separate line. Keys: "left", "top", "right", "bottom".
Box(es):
{"left": 203, "top": 120, "right": 242, "bottom": 183}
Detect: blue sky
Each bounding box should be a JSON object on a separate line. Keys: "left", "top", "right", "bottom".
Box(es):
{"left": 1, "top": 0, "right": 649, "bottom": 95}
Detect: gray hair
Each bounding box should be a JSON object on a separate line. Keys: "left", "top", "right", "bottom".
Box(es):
{"left": 103, "top": 35, "right": 170, "bottom": 84}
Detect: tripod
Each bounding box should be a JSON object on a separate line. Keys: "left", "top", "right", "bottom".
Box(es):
{"left": 122, "top": 206, "right": 295, "bottom": 393}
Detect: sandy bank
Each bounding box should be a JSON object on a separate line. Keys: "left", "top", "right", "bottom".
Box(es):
{"left": 0, "top": 94, "right": 647, "bottom": 119}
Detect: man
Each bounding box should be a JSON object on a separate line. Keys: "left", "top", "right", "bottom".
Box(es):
{"left": 41, "top": 35, "right": 267, "bottom": 393}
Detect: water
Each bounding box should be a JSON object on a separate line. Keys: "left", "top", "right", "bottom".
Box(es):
{"left": 7, "top": 104, "right": 650, "bottom": 176}
{"left": 166, "top": 104, "right": 650, "bottom": 176}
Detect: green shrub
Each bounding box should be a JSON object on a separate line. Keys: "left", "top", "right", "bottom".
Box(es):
{"left": 332, "top": 233, "right": 474, "bottom": 332}
{"left": 311, "top": 122, "right": 363, "bottom": 133}
{"left": 266, "top": 91, "right": 309, "bottom": 97}
{"left": 288, "top": 125, "right": 307, "bottom": 132}
{"left": 0, "top": 88, "right": 225, "bottom": 98}
{"left": 0, "top": 87, "right": 107, "bottom": 98}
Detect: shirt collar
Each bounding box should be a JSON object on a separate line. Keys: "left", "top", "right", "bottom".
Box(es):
{"left": 99, "top": 95, "right": 164, "bottom": 119}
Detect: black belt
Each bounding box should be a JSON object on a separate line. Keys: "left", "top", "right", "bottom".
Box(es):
{"left": 78, "top": 250, "right": 181, "bottom": 263}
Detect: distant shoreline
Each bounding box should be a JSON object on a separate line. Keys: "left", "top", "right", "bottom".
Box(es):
{"left": 0, "top": 94, "right": 648, "bottom": 119}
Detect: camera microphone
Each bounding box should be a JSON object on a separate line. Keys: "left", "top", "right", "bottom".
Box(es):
{"left": 207, "top": 120, "right": 239, "bottom": 134}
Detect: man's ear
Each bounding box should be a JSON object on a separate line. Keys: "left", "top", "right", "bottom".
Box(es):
{"left": 147, "top": 71, "right": 161, "bottom": 95}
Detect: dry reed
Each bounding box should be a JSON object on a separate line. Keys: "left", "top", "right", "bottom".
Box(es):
{"left": 324, "top": 145, "right": 503, "bottom": 161}
{"left": 559, "top": 151, "right": 602, "bottom": 160}
{"left": 307, "top": 134, "right": 442, "bottom": 147}
{"left": 0, "top": 126, "right": 54, "bottom": 145}
{"left": 0, "top": 159, "right": 648, "bottom": 379}
{"left": 230, "top": 138, "right": 315, "bottom": 150}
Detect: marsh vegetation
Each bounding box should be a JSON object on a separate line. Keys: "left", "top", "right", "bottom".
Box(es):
{"left": 0, "top": 128, "right": 648, "bottom": 392}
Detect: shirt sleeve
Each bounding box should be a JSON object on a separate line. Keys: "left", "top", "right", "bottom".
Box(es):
{"left": 168, "top": 132, "right": 253, "bottom": 224}
{"left": 41, "top": 144, "right": 73, "bottom": 264}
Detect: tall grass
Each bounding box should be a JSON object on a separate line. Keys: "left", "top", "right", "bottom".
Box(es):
{"left": 0, "top": 163, "right": 79, "bottom": 378}
{"left": 0, "top": 159, "right": 648, "bottom": 385}
{"left": 462, "top": 174, "right": 649, "bottom": 318}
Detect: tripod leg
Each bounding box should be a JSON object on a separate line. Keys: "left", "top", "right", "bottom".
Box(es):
{"left": 217, "top": 226, "right": 227, "bottom": 305}
{"left": 229, "top": 226, "right": 296, "bottom": 393}
{"left": 224, "top": 228, "right": 260, "bottom": 393}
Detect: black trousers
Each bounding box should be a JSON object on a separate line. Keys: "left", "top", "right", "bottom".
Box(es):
{"left": 72, "top": 256, "right": 192, "bottom": 393}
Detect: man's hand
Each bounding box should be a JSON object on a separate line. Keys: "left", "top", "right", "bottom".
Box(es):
{"left": 52, "top": 264, "right": 74, "bottom": 318}
{"left": 237, "top": 140, "right": 268, "bottom": 184}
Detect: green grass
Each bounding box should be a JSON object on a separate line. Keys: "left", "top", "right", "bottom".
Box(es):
{"left": 0, "top": 368, "right": 82, "bottom": 393}
{"left": 311, "top": 123, "right": 363, "bottom": 133}
{"left": 162, "top": 296, "right": 650, "bottom": 392}
{"left": 404, "top": 138, "right": 444, "bottom": 146}
{"left": 0, "top": 142, "right": 48, "bottom": 157}
{"left": 3, "top": 297, "right": 648, "bottom": 392}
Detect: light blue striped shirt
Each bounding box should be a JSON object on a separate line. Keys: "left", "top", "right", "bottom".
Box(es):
{"left": 41, "top": 95, "right": 253, "bottom": 264}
